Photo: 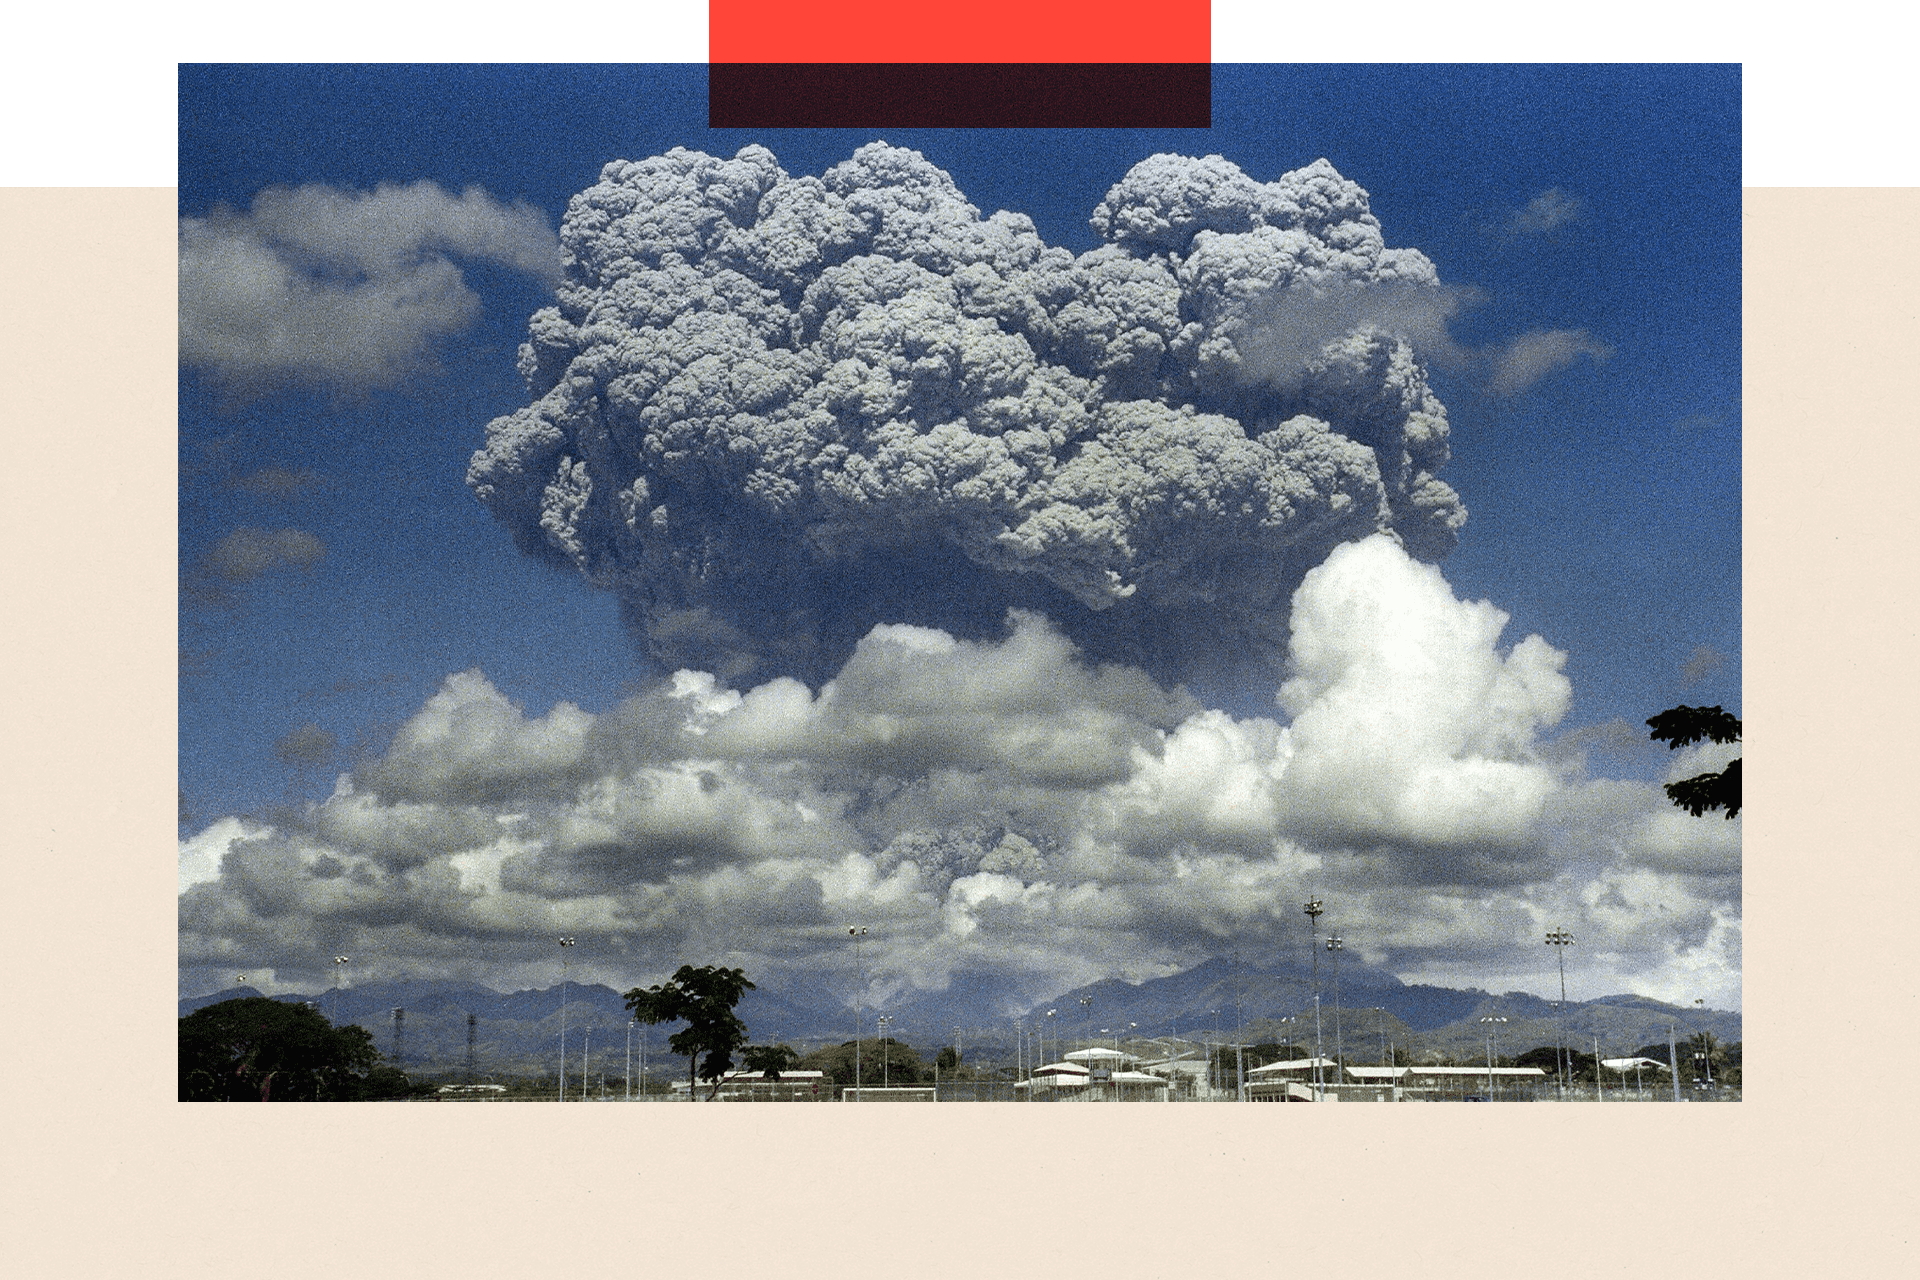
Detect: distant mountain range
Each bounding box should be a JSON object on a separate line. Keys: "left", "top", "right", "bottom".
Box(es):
{"left": 179, "top": 959, "right": 1740, "bottom": 1079}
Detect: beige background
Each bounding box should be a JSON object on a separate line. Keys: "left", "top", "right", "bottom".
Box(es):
{"left": 1, "top": 185, "right": 1910, "bottom": 1273}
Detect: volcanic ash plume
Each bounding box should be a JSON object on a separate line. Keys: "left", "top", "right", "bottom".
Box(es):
{"left": 468, "top": 143, "right": 1467, "bottom": 687}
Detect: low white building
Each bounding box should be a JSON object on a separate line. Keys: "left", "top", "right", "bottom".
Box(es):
{"left": 668, "top": 1070, "right": 831, "bottom": 1101}
{"left": 1244, "top": 1061, "right": 1550, "bottom": 1101}
{"left": 1015, "top": 1059, "right": 1169, "bottom": 1100}
{"left": 1246, "top": 1057, "right": 1342, "bottom": 1101}
{"left": 1063, "top": 1047, "right": 1133, "bottom": 1068}
{"left": 1023, "top": 1061, "right": 1092, "bottom": 1094}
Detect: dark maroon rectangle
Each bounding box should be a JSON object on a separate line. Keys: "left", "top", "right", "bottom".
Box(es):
{"left": 708, "top": 63, "right": 1211, "bottom": 128}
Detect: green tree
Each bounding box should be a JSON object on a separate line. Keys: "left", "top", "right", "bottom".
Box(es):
{"left": 741, "top": 1044, "right": 799, "bottom": 1079}
{"left": 795, "top": 1038, "right": 926, "bottom": 1090}
{"left": 1647, "top": 705, "right": 1741, "bottom": 819}
{"left": 179, "top": 997, "right": 403, "bottom": 1101}
{"left": 624, "top": 965, "right": 756, "bottom": 1101}
{"left": 935, "top": 1045, "right": 960, "bottom": 1075}
{"left": 1683, "top": 1030, "right": 1734, "bottom": 1088}
{"left": 873, "top": 1038, "right": 923, "bottom": 1084}
{"left": 1513, "top": 1045, "right": 1595, "bottom": 1077}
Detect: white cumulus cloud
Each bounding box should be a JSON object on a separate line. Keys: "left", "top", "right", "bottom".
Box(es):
{"left": 180, "top": 180, "right": 561, "bottom": 392}
{"left": 178, "top": 539, "right": 1735, "bottom": 1013}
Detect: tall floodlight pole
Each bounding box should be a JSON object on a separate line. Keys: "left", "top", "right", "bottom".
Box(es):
{"left": 1480, "top": 1016, "right": 1507, "bottom": 1099}
{"left": 1304, "top": 898, "right": 1324, "bottom": 1098}
{"left": 1209, "top": 1008, "right": 1220, "bottom": 1097}
{"left": 582, "top": 1026, "right": 592, "bottom": 1101}
{"left": 1693, "top": 999, "right": 1715, "bottom": 1090}
{"left": 626, "top": 1021, "right": 634, "bottom": 1101}
{"left": 848, "top": 927, "right": 867, "bottom": 1099}
{"left": 1079, "top": 995, "right": 1093, "bottom": 1055}
{"left": 877, "top": 1015, "right": 893, "bottom": 1087}
{"left": 1231, "top": 950, "right": 1244, "bottom": 1076}
{"left": 331, "top": 955, "right": 350, "bottom": 1026}
{"left": 1044, "top": 1009, "right": 1056, "bottom": 1074}
{"left": 1594, "top": 1034, "right": 1605, "bottom": 1103}
{"left": 1014, "top": 1021, "right": 1023, "bottom": 1097}
{"left": 1669, "top": 1022, "right": 1682, "bottom": 1103}
{"left": 1326, "top": 936, "right": 1345, "bottom": 1081}
{"left": 1544, "top": 929, "right": 1574, "bottom": 1099}
{"left": 557, "top": 936, "right": 576, "bottom": 1102}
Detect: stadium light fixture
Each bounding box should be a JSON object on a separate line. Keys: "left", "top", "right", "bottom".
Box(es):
{"left": 1479, "top": 1016, "right": 1508, "bottom": 1099}
{"left": 1304, "top": 898, "right": 1325, "bottom": 1097}
{"left": 848, "top": 927, "right": 867, "bottom": 1099}
{"left": 558, "top": 936, "right": 576, "bottom": 1102}
{"left": 1544, "top": 930, "right": 1574, "bottom": 1098}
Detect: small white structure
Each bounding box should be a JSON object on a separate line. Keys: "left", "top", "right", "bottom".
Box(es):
{"left": 1020, "top": 1061, "right": 1167, "bottom": 1101}
{"left": 669, "top": 1069, "right": 830, "bottom": 1101}
{"left": 1063, "top": 1047, "right": 1133, "bottom": 1067}
{"left": 1247, "top": 1056, "right": 1340, "bottom": 1077}
{"left": 1246, "top": 1057, "right": 1342, "bottom": 1101}
{"left": 1025, "top": 1061, "right": 1092, "bottom": 1094}
{"left": 1104, "top": 1070, "right": 1171, "bottom": 1100}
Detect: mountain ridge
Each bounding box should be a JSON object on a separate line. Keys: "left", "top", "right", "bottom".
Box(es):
{"left": 179, "top": 960, "right": 1739, "bottom": 1075}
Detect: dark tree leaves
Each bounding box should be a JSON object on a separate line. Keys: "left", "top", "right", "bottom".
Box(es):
{"left": 624, "top": 965, "right": 757, "bottom": 1099}
{"left": 1647, "top": 704, "right": 1741, "bottom": 819}
{"left": 741, "top": 1044, "right": 799, "bottom": 1079}
{"left": 1665, "top": 756, "right": 1742, "bottom": 819}
{"left": 1646, "top": 705, "right": 1741, "bottom": 749}
{"left": 179, "top": 997, "right": 399, "bottom": 1101}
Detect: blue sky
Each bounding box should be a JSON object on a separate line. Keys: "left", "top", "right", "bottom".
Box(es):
{"left": 178, "top": 64, "right": 1741, "bottom": 1011}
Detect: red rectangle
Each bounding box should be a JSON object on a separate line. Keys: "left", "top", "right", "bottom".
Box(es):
{"left": 709, "top": 0, "right": 1211, "bottom": 64}
{"left": 709, "top": 63, "right": 1210, "bottom": 127}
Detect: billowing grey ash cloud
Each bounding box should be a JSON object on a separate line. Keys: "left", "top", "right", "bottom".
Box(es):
{"left": 468, "top": 144, "right": 1467, "bottom": 689}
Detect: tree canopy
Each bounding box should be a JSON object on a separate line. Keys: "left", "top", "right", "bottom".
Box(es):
{"left": 740, "top": 1044, "right": 799, "bottom": 1079}
{"left": 795, "top": 1038, "right": 926, "bottom": 1089}
{"left": 1647, "top": 704, "right": 1741, "bottom": 819}
{"left": 179, "top": 997, "right": 410, "bottom": 1101}
{"left": 624, "top": 965, "right": 756, "bottom": 1100}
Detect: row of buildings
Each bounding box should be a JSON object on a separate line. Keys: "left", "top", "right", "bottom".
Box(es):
{"left": 641, "top": 1046, "right": 1676, "bottom": 1101}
